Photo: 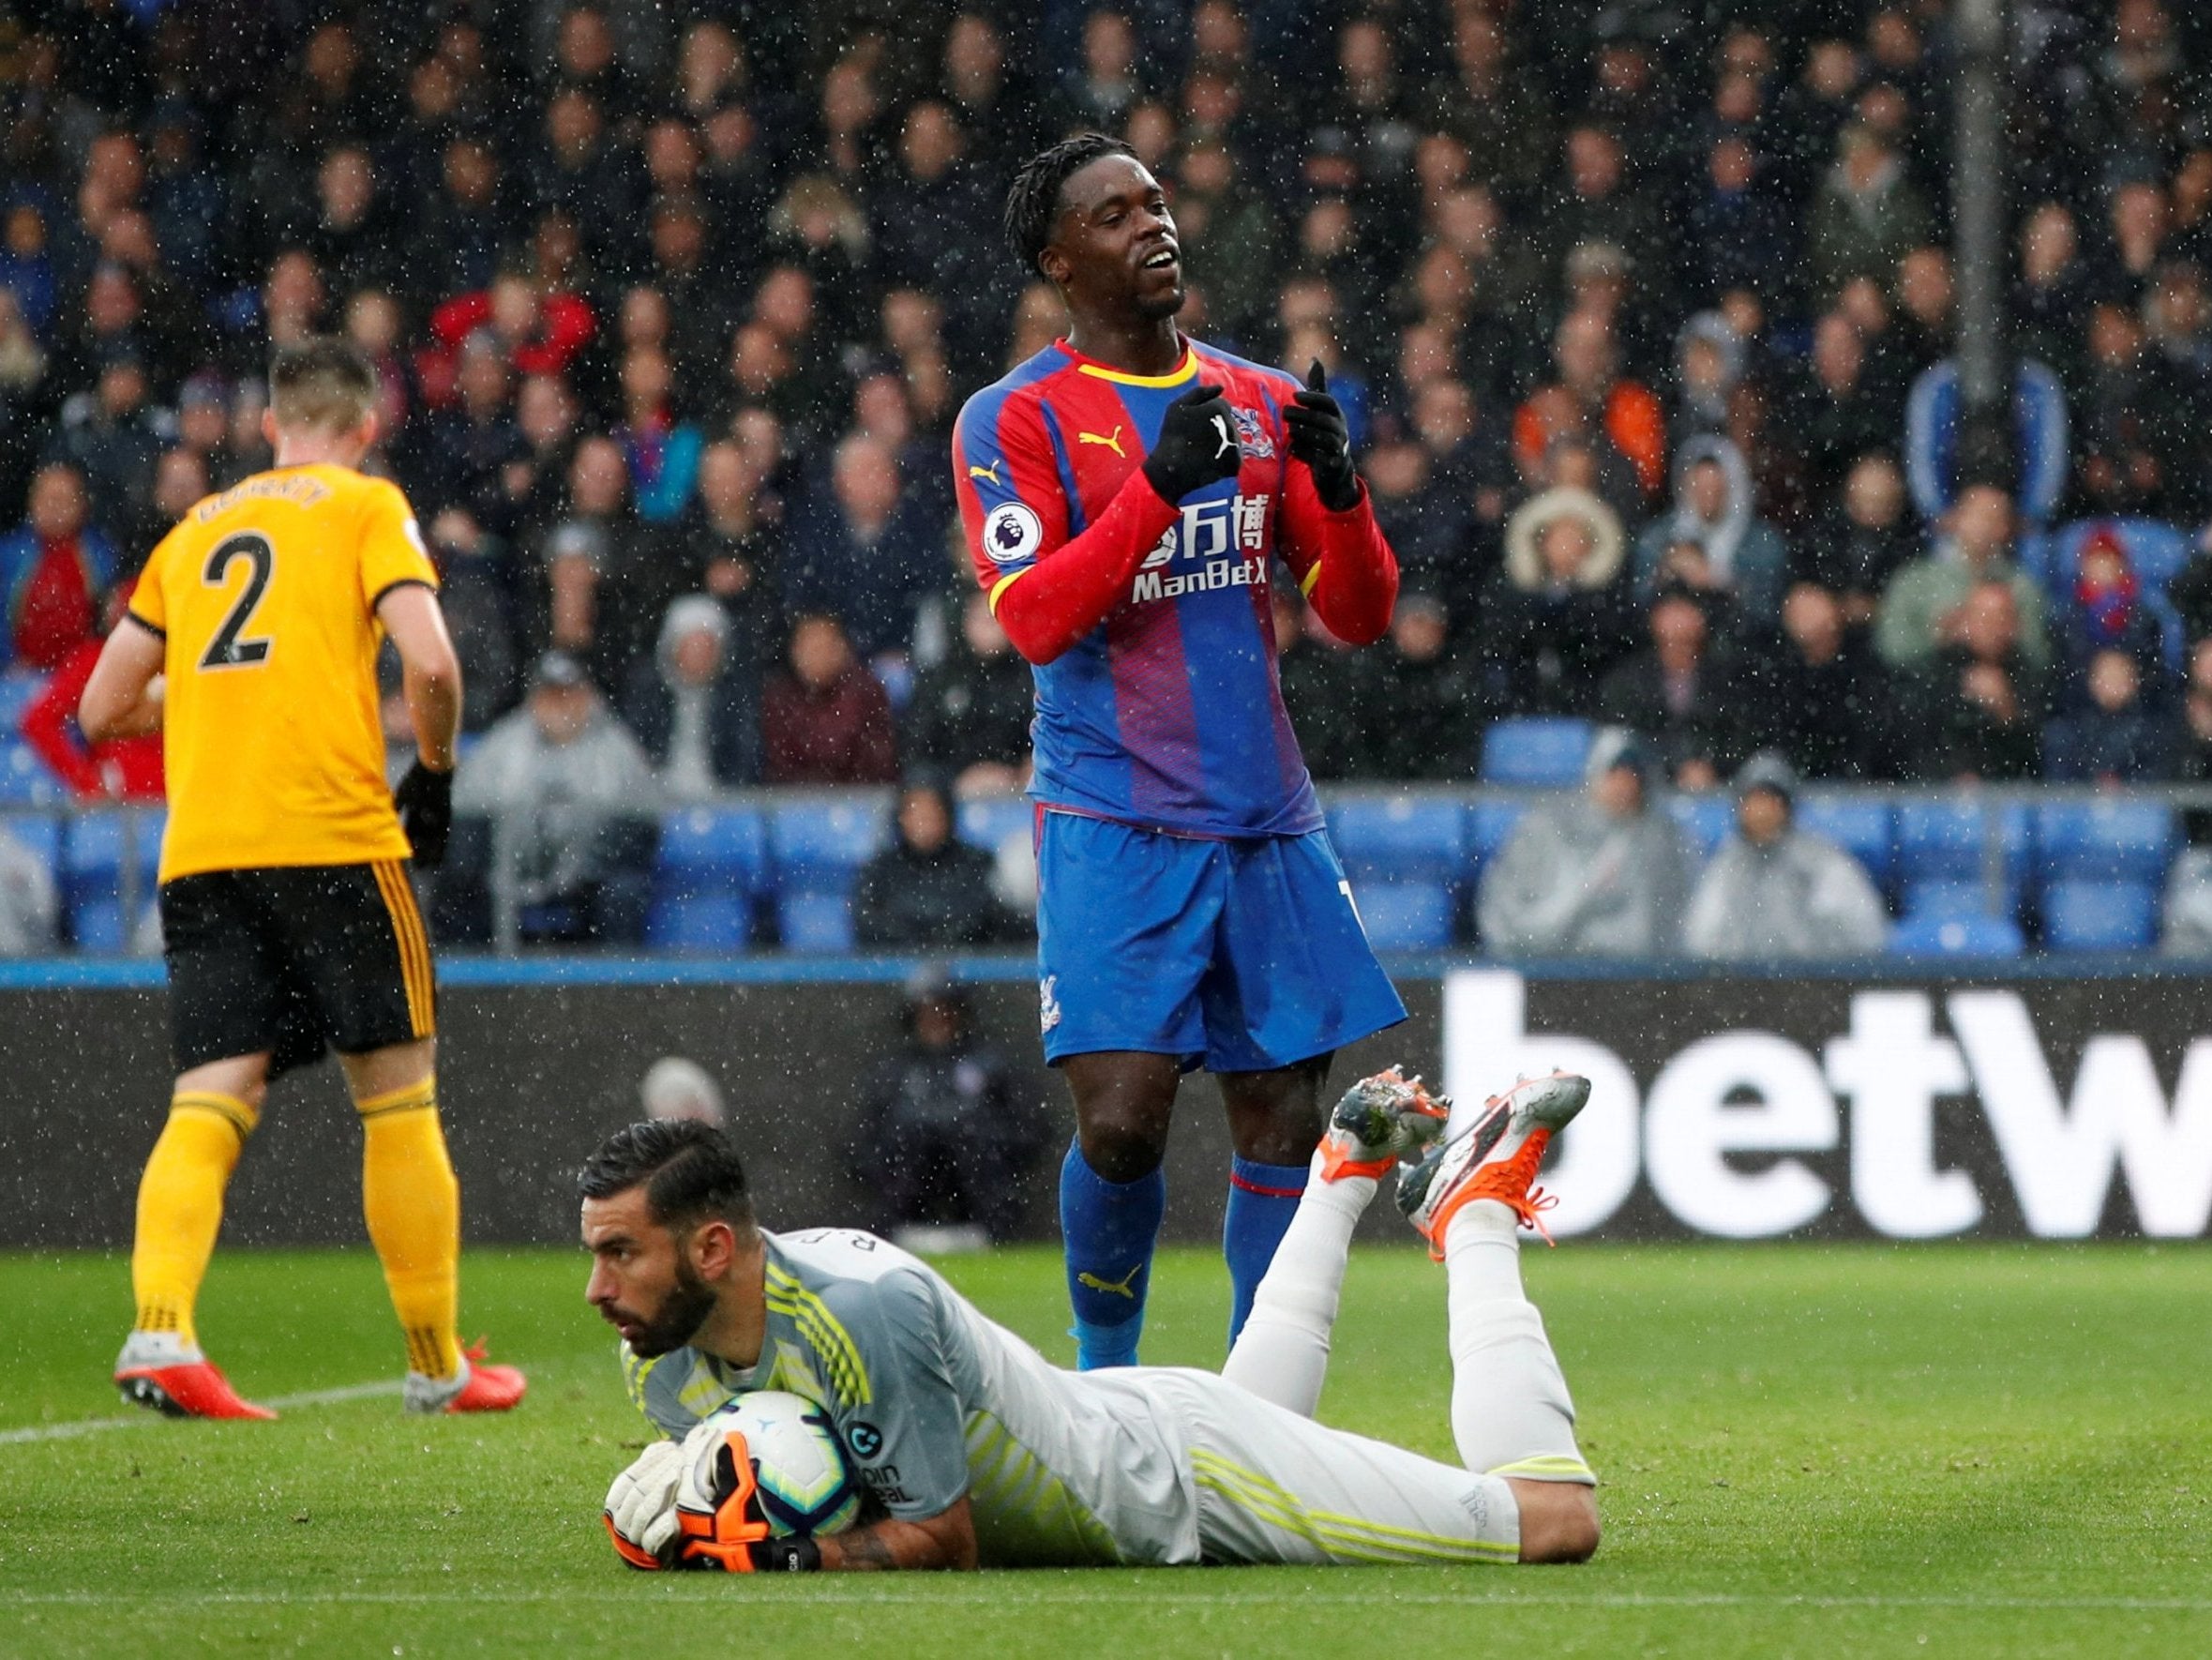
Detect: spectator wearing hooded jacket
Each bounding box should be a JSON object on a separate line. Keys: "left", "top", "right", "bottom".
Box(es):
{"left": 1631, "top": 438, "right": 1790, "bottom": 627}
{"left": 1484, "top": 485, "right": 1633, "bottom": 715}
{"left": 1682, "top": 752, "right": 1888, "bottom": 960}
{"left": 623, "top": 594, "right": 761, "bottom": 797}
{"left": 1671, "top": 311, "right": 1747, "bottom": 444}
{"left": 1477, "top": 728, "right": 1693, "bottom": 959}
{"left": 852, "top": 781, "right": 1027, "bottom": 949}
{"left": 440, "top": 651, "right": 663, "bottom": 945}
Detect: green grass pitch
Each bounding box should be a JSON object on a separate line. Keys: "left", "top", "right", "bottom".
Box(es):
{"left": 2, "top": 1242, "right": 2208, "bottom": 1658}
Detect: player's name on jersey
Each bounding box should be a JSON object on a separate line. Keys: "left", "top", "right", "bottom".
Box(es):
{"left": 193, "top": 472, "right": 333, "bottom": 521}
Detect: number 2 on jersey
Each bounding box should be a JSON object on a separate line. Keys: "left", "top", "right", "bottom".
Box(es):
{"left": 199, "top": 532, "right": 275, "bottom": 670}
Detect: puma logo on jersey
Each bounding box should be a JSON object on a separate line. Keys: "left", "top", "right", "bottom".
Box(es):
{"left": 1076, "top": 1264, "right": 1142, "bottom": 1300}
{"left": 967, "top": 460, "right": 1003, "bottom": 486}
{"left": 1078, "top": 426, "right": 1125, "bottom": 457}
{"left": 1211, "top": 414, "right": 1235, "bottom": 458}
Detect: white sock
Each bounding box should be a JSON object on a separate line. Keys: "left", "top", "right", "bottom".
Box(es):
{"left": 1220, "top": 1156, "right": 1372, "bottom": 1418}
{"left": 1443, "top": 1200, "right": 1592, "bottom": 1484}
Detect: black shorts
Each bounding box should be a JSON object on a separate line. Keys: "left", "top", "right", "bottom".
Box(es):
{"left": 160, "top": 861, "right": 437, "bottom": 1078}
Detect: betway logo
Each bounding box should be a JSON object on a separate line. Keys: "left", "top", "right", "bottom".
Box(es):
{"left": 1132, "top": 493, "right": 1270, "bottom": 604}
{"left": 1442, "top": 970, "right": 2212, "bottom": 1240}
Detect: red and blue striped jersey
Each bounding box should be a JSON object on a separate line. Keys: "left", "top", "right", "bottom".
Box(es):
{"left": 954, "top": 336, "right": 1391, "bottom": 838}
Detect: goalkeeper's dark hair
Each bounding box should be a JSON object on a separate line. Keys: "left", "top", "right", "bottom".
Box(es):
{"left": 579, "top": 1121, "right": 757, "bottom": 1236}
{"left": 1004, "top": 131, "right": 1137, "bottom": 277}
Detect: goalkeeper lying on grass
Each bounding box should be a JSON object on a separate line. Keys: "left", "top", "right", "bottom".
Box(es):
{"left": 583, "top": 1070, "right": 1599, "bottom": 1573}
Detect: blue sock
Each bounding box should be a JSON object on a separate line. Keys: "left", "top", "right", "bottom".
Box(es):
{"left": 1224, "top": 1154, "right": 1310, "bottom": 1349}
{"left": 1061, "top": 1139, "right": 1165, "bottom": 1370}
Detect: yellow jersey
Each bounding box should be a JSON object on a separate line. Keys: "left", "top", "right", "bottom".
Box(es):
{"left": 127, "top": 463, "right": 439, "bottom": 882}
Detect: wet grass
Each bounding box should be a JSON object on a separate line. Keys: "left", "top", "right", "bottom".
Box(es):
{"left": 1, "top": 1242, "right": 2207, "bottom": 1657}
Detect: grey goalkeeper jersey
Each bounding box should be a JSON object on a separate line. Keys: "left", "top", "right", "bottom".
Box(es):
{"left": 623, "top": 1229, "right": 1200, "bottom": 1565}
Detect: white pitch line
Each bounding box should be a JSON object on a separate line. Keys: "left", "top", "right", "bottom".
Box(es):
{"left": 0, "top": 1379, "right": 397, "bottom": 1444}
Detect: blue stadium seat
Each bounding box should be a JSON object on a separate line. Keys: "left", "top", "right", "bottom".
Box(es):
{"left": 1348, "top": 881, "right": 1455, "bottom": 950}
{"left": 2034, "top": 801, "right": 2175, "bottom": 884}
{"left": 1795, "top": 795, "right": 1897, "bottom": 889}
{"left": 64, "top": 809, "right": 164, "bottom": 952}
{"left": 777, "top": 890, "right": 859, "bottom": 953}
{"left": 1467, "top": 801, "right": 1528, "bottom": 872}
{"left": 1326, "top": 796, "right": 1467, "bottom": 883}
{"left": 1888, "top": 911, "right": 2025, "bottom": 958}
{"left": 1478, "top": 717, "right": 1591, "bottom": 786}
{"left": 956, "top": 796, "right": 1031, "bottom": 855}
{"left": 2042, "top": 878, "right": 2159, "bottom": 952}
{"left": 650, "top": 808, "right": 766, "bottom": 952}
{"left": 1897, "top": 800, "right": 2033, "bottom": 910}
{"left": 655, "top": 807, "right": 766, "bottom": 898}
{"left": 1667, "top": 793, "right": 1732, "bottom": 863}
{"left": 0, "top": 741, "right": 65, "bottom": 806}
{"left": 646, "top": 895, "right": 754, "bottom": 952}
{"left": 1903, "top": 880, "right": 2004, "bottom": 922}
{"left": 768, "top": 800, "right": 886, "bottom": 951}
{"left": 769, "top": 799, "right": 886, "bottom": 883}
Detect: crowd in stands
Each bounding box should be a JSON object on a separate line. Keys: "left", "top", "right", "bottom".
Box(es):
{"left": 11, "top": 0, "right": 2212, "bottom": 954}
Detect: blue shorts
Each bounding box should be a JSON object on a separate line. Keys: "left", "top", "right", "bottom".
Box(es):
{"left": 1034, "top": 812, "right": 1407, "bottom": 1073}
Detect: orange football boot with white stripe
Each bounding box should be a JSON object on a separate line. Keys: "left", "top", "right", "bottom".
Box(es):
{"left": 403, "top": 1338, "right": 528, "bottom": 1414}
{"left": 1397, "top": 1072, "right": 1591, "bottom": 1259}
{"left": 1317, "top": 1067, "right": 1453, "bottom": 1182}
{"left": 113, "top": 1334, "right": 277, "bottom": 1420}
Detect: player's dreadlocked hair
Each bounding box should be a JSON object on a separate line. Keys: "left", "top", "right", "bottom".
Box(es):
{"left": 1003, "top": 131, "right": 1138, "bottom": 278}
{"left": 579, "top": 1120, "right": 758, "bottom": 1236}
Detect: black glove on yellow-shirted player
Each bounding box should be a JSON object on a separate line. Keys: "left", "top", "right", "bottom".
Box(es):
{"left": 394, "top": 760, "right": 454, "bottom": 867}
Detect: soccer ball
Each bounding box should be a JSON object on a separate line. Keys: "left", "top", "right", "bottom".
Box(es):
{"left": 678, "top": 1389, "right": 864, "bottom": 1540}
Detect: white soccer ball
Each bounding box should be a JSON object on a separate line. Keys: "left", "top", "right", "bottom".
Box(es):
{"left": 678, "top": 1389, "right": 863, "bottom": 1540}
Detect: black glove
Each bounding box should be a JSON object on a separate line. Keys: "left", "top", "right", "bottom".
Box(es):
{"left": 674, "top": 1431, "right": 825, "bottom": 1573}
{"left": 1285, "top": 359, "right": 1362, "bottom": 511}
{"left": 1141, "top": 381, "right": 1242, "bottom": 504}
{"left": 393, "top": 760, "right": 454, "bottom": 868}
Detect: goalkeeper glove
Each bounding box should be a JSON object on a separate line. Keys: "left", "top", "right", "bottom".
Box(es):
{"left": 1141, "top": 381, "right": 1242, "bottom": 504}
{"left": 394, "top": 759, "right": 454, "bottom": 868}
{"left": 673, "top": 1426, "right": 824, "bottom": 1573}
{"left": 603, "top": 1441, "right": 686, "bottom": 1570}
{"left": 1285, "top": 359, "right": 1362, "bottom": 511}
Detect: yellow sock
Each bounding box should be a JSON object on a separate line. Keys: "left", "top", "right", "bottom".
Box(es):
{"left": 357, "top": 1079, "right": 462, "bottom": 1379}
{"left": 132, "top": 1092, "right": 258, "bottom": 1346}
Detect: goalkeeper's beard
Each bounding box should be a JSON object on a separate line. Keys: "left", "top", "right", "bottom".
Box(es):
{"left": 621, "top": 1252, "right": 720, "bottom": 1359}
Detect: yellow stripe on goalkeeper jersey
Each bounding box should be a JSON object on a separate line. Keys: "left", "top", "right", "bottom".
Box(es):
{"left": 1189, "top": 1448, "right": 1518, "bottom": 1564}
{"left": 1486, "top": 1452, "right": 1597, "bottom": 1484}
{"left": 961, "top": 1413, "right": 1121, "bottom": 1564}
{"left": 764, "top": 1265, "right": 872, "bottom": 1406}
